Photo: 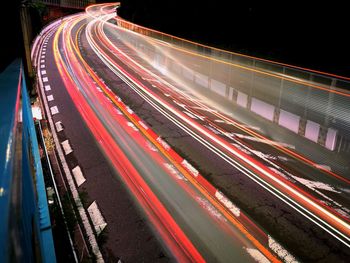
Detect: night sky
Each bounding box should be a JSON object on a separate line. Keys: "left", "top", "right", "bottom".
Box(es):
{"left": 0, "top": 0, "right": 22, "bottom": 72}
{"left": 1, "top": 1, "right": 349, "bottom": 77}
{"left": 117, "top": 0, "right": 350, "bottom": 77}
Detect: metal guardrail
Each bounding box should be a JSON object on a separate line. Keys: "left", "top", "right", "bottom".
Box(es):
{"left": 114, "top": 13, "right": 350, "bottom": 157}
{"left": 0, "top": 60, "right": 56, "bottom": 262}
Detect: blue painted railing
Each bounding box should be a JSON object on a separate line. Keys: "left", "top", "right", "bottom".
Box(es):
{"left": 0, "top": 60, "right": 56, "bottom": 262}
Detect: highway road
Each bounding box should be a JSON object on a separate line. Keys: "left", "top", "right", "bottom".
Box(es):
{"left": 33, "top": 3, "right": 350, "bottom": 262}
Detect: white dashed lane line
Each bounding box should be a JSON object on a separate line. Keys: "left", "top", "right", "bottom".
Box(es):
{"left": 50, "top": 106, "right": 59, "bottom": 115}
{"left": 55, "top": 121, "right": 63, "bottom": 132}
{"left": 87, "top": 201, "right": 107, "bottom": 236}
{"left": 61, "top": 140, "right": 73, "bottom": 155}
{"left": 43, "top": 77, "right": 48, "bottom": 82}
{"left": 47, "top": 94, "right": 54, "bottom": 102}
{"left": 41, "top": 70, "right": 47, "bottom": 75}
{"left": 72, "top": 166, "right": 86, "bottom": 187}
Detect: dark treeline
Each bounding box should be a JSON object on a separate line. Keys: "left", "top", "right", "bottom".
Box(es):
{"left": 117, "top": 0, "right": 350, "bottom": 77}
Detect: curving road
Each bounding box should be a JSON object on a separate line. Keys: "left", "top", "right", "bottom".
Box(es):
{"left": 33, "top": 3, "right": 350, "bottom": 262}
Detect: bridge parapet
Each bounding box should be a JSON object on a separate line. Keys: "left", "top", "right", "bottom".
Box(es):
{"left": 114, "top": 13, "right": 350, "bottom": 161}
{"left": 0, "top": 60, "right": 56, "bottom": 262}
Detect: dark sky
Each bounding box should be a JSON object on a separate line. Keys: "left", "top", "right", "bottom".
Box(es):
{"left": 1, "top": 1, "right": 349, "bottom": 77}
{"left": 116, "top": 0, "right": 350, "bottom": 77}
{"left": 0, "top": 0, "right": 22, "bottom": 72}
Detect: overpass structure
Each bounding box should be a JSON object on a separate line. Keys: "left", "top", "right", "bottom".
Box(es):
{"left": 23, "top": 3, "right": 350, "bottom": 262}
{"left": 0, "top": 60, "right": 56, "bottom": 262}
{"left": 116, "top": 16, "right": 350, "bottom": 159}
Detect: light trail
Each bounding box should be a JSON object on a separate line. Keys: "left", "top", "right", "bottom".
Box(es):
{"left": 54, "top": 17, "right": 206, "bottom": 263}
{"left": 107, "top": 12, "right": 350, "bottom": 186}
{"left": 72, "top": 19, "right": 282, "bottom": 263}
{"left": 49, "top": 9, "right": 284, "bottom": 262}
{"left": 98, "top": 6, "right": 350, "bottom": 198}
{"left": 113, "top": 9, "right": 350, "bottom": 95}
{"left": 83, "top": 5, "right": 350, "bottom": 249}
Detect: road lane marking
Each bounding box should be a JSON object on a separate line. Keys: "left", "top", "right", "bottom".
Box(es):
{"left": 87, "top": 201, "right": 107, "bottom": 235}
{"left": 47, "top": 94, "right": 54, "bottom": 101}
{"left": 245, "top": 248, "right": 270, "bottom": 263}
{"left": 72, "top": 166, "right": 86, "bottom": 187}
{"left": 268, "top": 235, "right": 297, "bottom": 263}
{"left": 61, "top": 140, "right": 73, "bottom": 155}
{"left": 55, "top": 121, "right": 63, "bottom": 132}
{"left": 215, "top": 190, "right": 240, "bottom": 217}
{"left": 181, "top": 159, "right": 199, "bottom": 177}
{"left": 50, "top": 105, "right": 59, "bottom": 115}
{"left": 45, "top": 85, "right": 51, "bottom": 91}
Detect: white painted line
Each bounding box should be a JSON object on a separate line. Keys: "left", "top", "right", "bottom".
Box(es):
{"left": 41, "top": 59, "right": 45, "bottom": 63}
{"left": 215, "top": 190, "right": 240, "bottom": 217}
{"left": 88, "top": 201, "right": 107, "bottom": 235}
{"left": 41, "top": 64, "right": 45, "bottom": 68}
{"left": 156, "top": 137, "right": 170, "bottom": 150}
{"left": 214, "top": 119, "right": 225, "bottom": 123}
{"left": 126, "top": 106, "right": 133, "bottom": 114}
{"left": 138, "top": 120, "right": 149, "bottom": 130}
{"left": 42, "top": 51, "right": 46, "bottom": 55}
{"left": 233, "top": 133, "right": 295, "bottom": 149}
{"left": 292, "top": 176, "right": 340, "bottom": 193}
{"left": 127, "top": 121, "right": 138, "bottom": 131}
{"left": 184, "top": 110, "right": 205, "bottom": 121}
{"left": 196, "top": 197, "right": 225, "bottom": 221}
{"left": 146, "top": 141, "right": 158, "bottom": 152}
{"left": 72, "top": 166, "right": 86, "bottom": 187}
{"left": 41, "top": 70, "right": 47, "bottom": 75}
{"left": 61, "top": 140, "right": 73, "bottom": 155}
{"left": 50, "top": 106, "right": 59, "bottom": 115}
{"left": 268, "top": 235, "right": 297, "bottom": 263}
{"left": 183, "top": 111, "right": 197, "bottom": 119}
{"left": 191, "top": 106, "right": 218, "bottom": 113}
{"left": 45, "top": 85, "right": 51, "bottom": 91}
{"left": 47, "top": 94, "right": 54, "bottom": 102}
{"left": 41, "top": 55, "right": 45, "bottom": 59}
{"left": 245, "top": 248, "right": 269, "bottom": 263}
{"left": 42, "top": 77, "right": 48, "bottom": 82}
{"left": 38, "top": 74, "right": 104, "bottom": 262}
{"left": 164, "top": 163, "right": 187, "bottom": 181}
{"left": 181, "top": 159, "right": 199, "bottom": 177}
{"left": 314, "top": 164, "right": 332, "bottom": 172}
{"left": 55, "top": 121, "right": 63, "bottom": 132}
